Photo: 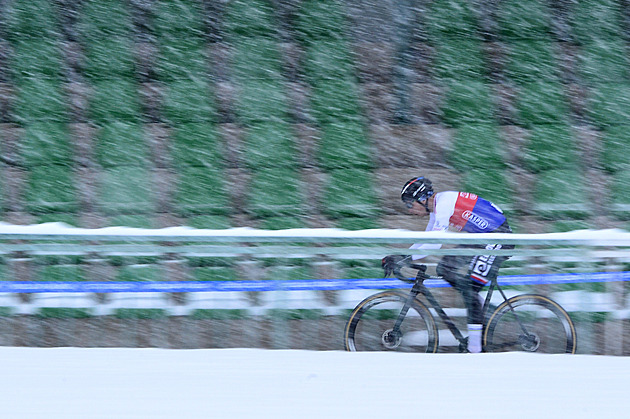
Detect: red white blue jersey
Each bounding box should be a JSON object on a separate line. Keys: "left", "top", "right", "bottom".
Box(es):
{"left": 410, "top": 191, "right": 506, "bottom": 259}
{"left": 432, "top": 191, "right": 506, "bottom": 233}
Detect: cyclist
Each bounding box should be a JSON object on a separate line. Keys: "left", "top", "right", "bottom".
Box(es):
{"left": 382, "top": 176, "right": 514, "bottom": 353}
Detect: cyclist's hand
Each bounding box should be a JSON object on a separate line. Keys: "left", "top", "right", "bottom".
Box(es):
{"left": 381, "top": 255, "right": 411, "bottom": 277}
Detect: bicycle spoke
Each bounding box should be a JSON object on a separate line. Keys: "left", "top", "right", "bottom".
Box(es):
{"left": 484, "top": 295, "right": 576, "bottom": 354}
{"left": 345, "top": 291, "right": 438, "bottom": 353}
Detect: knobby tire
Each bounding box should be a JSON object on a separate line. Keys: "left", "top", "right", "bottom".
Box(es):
{"left": 484, "top": 294, "right": 577, "bottom": 354}
{"left": 344, "top": 290, "right": 438, "bottom": 353}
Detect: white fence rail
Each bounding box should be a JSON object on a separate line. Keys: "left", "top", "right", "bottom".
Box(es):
{"left": 1, "top": 222, "right": 629, "bottom": 257}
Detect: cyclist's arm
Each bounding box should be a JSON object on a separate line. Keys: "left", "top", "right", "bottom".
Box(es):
{"left": 409, "top": 213, "right": 448, "bottom": 260}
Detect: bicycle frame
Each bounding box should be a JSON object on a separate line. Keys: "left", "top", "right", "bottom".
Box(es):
{"left": 392, "top": 264, "right": 528, "bottom": 350}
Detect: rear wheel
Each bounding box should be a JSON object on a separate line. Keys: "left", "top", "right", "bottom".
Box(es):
{"left": 344, "top": 291, "right": 438, "bottom": 353}
{"left": 484, "top": 294, "right": 577, "bottom": 354}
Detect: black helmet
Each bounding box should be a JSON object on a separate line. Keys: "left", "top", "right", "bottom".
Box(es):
{"left": 401, "top": 177, "right": 434, "bottom": 208}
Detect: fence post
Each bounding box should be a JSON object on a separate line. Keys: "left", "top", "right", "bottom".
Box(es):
{"left": 163, "top": 253, "right": 189, "bottom": 348}
{"left": 236, "top": 258, "right": 268, "bottom": 347}
{"left": 8, "top": 253, "right": 36, "bottom": 346}
{"left": 604, "top": 258, "right": 624, "bottom": 355}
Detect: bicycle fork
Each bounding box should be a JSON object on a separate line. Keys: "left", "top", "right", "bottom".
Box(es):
{"left": 388, "top": 284, "right": 422, "bottom": 343}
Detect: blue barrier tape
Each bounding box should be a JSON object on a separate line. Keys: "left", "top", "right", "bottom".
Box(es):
{"left": 0, "top": 271, "right": 628, "bottom": 293}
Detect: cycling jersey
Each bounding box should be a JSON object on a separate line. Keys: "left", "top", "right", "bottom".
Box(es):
{"left": 432, "top": 191, "right": 506, "bottom": 233}
{"left": 410, "top": 191, "right": 507, "bottom": 259}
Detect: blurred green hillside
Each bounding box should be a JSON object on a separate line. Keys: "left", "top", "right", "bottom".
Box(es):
{"left": 0, "top": 0, "right": 628, "bottom": 235}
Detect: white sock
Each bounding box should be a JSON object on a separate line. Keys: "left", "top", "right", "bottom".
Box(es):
{"left": 467, "top": 324, "right": 482, "bottom": 353}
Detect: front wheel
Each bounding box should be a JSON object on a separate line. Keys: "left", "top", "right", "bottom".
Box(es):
{"left": 344, "top": 291, "right": 438, "bottom": 353}
{"left": 484, "top": 294, "right": 577, "bottom": 354}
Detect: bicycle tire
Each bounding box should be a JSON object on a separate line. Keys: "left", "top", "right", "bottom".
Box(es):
{"left": 344, "top": 290, "right": 438, "bottom": 353}
{"left": 484, "top": 294, "right": 577, "bottom": 354}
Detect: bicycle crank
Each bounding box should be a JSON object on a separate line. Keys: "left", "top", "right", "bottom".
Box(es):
{"left": 381, "top": 329, "right": 403, "bottom": 349}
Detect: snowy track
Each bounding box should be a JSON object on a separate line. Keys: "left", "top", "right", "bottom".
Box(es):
{"left": 0, "top": 347, "right": 627, "bottom": 418}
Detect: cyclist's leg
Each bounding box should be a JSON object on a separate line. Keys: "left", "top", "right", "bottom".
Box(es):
{"left": 460, "top": 279, "right": 485, "bottom": 323}
{"left": 467, "top": 249, "right": 512, "bottom": 320}
{"left": 464, "top": 244, "right": 514, "bottom": 352}
{"left": 455, "top": 274, "right": 484, "bottom": 353}
{"left": 436, "top": 249, "right": 486, "bottom": 319}
{"left": 437, "top": 252, "right": 484, "bottom": 352}
{"left": 436, "top": 244, "right": 483, "bottom": 286}
{"left": 440, "top": 241, "right": 514, "bottom": 352}
{"left": 436, "top": 254, "right": 470, "bottom": 287}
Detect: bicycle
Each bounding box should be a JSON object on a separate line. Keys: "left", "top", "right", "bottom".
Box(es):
{"left": 344, "top": 263, "right": 577, "bottom": 353}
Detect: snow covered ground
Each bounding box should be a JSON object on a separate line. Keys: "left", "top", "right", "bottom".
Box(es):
{"left": 0, "top": 347, "right": 627, "bottom": 419}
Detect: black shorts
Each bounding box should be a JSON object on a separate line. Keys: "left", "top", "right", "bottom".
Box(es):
{"left": 438, "top": 221, "right": 514, "bottom": 288}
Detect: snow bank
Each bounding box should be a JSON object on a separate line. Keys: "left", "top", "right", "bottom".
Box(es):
{"left": 0, "top": 347, "right": 627, "bottom": 419}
